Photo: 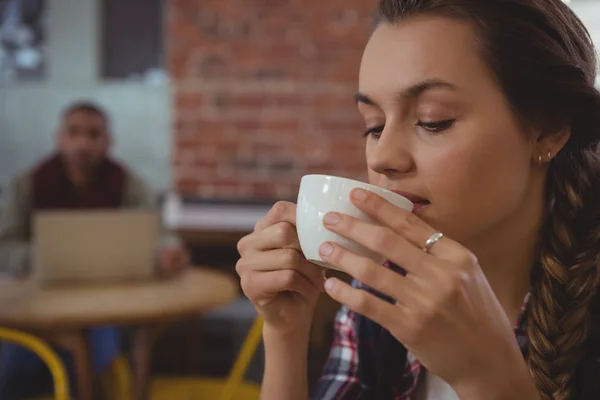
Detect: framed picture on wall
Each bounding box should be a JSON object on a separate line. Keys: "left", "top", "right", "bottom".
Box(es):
{"left": 101, "top": 0, "right": 166, "bottom": 84}
{"left": 0, "top": 0, "right": 46, "bottom": 83}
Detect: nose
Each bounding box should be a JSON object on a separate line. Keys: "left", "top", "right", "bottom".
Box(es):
{"left": 73, "top": 133, "right": 95, "bottom": 151}
{"left": 366, "top": 126, "right": 415, "bottom": 177}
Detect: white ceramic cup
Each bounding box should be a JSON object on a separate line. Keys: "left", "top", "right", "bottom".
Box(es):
{"left": 296, "top": 174, "right": 413, "bottom": 269}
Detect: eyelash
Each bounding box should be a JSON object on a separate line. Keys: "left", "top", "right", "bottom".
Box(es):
{"left": 363, "top": 119, "right": 456, "bottom": 137}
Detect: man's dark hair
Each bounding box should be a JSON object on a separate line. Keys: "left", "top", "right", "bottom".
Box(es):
{"left": 61, "top": 101, "right": 111, "bottom": 129}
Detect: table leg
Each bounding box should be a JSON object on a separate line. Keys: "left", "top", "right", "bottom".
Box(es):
{"left": 51, "top": 330, "right": 95, "bottom": 400}
{"left": 132, "top": 326, "right": 154, "bottom": 400}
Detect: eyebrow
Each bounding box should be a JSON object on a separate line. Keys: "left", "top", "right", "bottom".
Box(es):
{"left": 355, "top": 78, "right": 457, "bottom": 106}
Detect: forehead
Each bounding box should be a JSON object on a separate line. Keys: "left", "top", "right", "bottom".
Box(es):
{"left": 63, "top": 110, "right": 106, "bottom": 128}
{"left": 359, "top": 17, "right": 495, "bottom": 99}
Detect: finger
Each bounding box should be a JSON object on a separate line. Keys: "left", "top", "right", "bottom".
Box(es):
{"left": 236, "top": 249, "right": 325, "bottom": 291}
{"left": 324, "top": 277, "right": 403, "bottom": 333}
{"left": 172, "top": 254, "right": 187, "bottom": 269}
{"left": 244, "top": 269, "right": 319, "bottom": 306}
{"left": 238, "top": 222, "right": 300, "bottom": 255}
{"left": 322, "top": 212, "right": 433, "bottom": 276}
{"left": 319, "top": 241, "right": 420, "bottom": 305}
{"left": 160, "top": 251, "right": 173, "bottom": 268}
{"left": 349, "top": 189, "right": 450, "bottom": 256}
{"left": 178, "top": 250, "right": 190, "bottom": 264}
{"left": 159, "top": 258, "right": 179, "bottom": 277}
{"left": 159, "top": 248, "right": 188, "bottom": 277}
{"left": 254, "top": 201, "right": 297, "bottom": 231}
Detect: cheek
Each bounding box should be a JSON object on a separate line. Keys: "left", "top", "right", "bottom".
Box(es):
{"left": 422, "top": 131, "right": 532, "bottom": 237}
{"left": 93, "top": 141, "right": 108, "bottom": 153}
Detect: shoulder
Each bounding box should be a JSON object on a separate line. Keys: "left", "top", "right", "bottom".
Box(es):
{"left": 29, "top": 153, "right": 61, "bottom": 178}
{"left": 101, "top": 157, "right": 128, "bottom": 178}
{"left": 123, "top": 169, "right": 152, "bottom": 198}
{"left": 112, "top": 160, "right": 148, "bottom": 189}
{"left": 106, "top": 159, "right": 151, "bottom": 195}
{"left": 115, "top": 162, "right": 156, "bottom": 208}
{"left": 4, "top": 155, "right": 62, "bottom": 201}
{"left": 10, "top": 170, "right": 32, "bottom": 188}
{"left": 7, "top": 170, "right": 33, "bottom": 198}
{"left": 1, "top": 171, "right": 33, "bottom": 220}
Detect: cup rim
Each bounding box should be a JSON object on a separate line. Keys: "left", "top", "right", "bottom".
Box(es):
{"left": 300, "top": 174, "right": 399, "bottom": 197}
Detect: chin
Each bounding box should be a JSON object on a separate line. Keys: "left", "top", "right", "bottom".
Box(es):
{"left": 414, "top": 208, "right": 450, "bottom": 236}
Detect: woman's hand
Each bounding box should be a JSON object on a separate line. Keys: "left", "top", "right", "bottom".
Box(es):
{"left": 237, "top": 201, "right": 325, "bottom": 337}
{"left": 158, "top": 246, "right": 190, "bottom": 277}
{"left": 319, "top": 188, "right": 538, "bottom": 399}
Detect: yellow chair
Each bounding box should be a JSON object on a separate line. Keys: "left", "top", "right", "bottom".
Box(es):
{"left": 25, "top": 355, "right": 132, "bottom": 400}
{"left": 150, "top": 317, "right": 263, "bottom": 400}
{"left": 0, "top": 327, "right": 70, "bottom": 400}
{"left": 100, "top": 355, "right": 133, "bottom": 400}
{"left": 0, "top": 328, "right": 132, "bottom": 400}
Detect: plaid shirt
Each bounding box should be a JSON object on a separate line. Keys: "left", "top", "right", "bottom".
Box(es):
{"left": 313, "top": 272, "right": 600, "bottom": 399}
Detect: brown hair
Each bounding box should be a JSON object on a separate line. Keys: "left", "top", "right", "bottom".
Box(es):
{"left": 376, "top": 0, "right": 600, "bottom": 398}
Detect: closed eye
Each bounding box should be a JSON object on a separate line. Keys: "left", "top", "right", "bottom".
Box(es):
{"left": 363, "top": 125, "right": 384, "bottom": 138}
{"left": 364, "top": 119, "right": 455, "bottom": 138}
{"left": 416, "top": 119, "right": 455, "bottom": 133}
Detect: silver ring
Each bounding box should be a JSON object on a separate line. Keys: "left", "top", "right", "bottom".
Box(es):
{"left": 422, "top": 232, "right": 444, "bottom": 253}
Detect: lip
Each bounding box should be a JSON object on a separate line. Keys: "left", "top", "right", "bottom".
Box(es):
{"left": 389, "top": 190, "right": 430, "bottom": 213}
{"left": 389, "top": 190, "right": 428, "bottom": 204}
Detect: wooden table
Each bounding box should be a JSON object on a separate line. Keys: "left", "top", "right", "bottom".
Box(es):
{"left": 0, "top": 268, "right": 238, "bottom": 400}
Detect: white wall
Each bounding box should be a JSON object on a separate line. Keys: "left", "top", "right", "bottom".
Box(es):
{"left": 573, "top": 1, "right": 600, "bottom": 34}
{"left": 572, "top": 0, "right": 600, "bottom": 85}
{"left": 0, "top": 0, "right": 172, "bottom": 193}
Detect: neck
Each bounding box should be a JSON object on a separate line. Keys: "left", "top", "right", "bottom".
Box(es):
{"left": 467, "top": 192, "right": 545, "bottom": 324}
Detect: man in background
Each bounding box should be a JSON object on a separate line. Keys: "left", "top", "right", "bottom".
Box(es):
{"left": 0, "top": 100, "right": 189, "bottom": 398}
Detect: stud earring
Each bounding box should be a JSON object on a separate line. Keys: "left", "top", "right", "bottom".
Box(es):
{"left": 548, "top": 150, "right": 552, "bottom": 162}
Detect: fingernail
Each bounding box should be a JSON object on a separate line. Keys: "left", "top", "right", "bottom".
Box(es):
{"left": 324, "top": 278, "right": 335, "bottom": 292}
{"left": 352, "top": 188, "right": 368, "bottom": 201}
{"left": 319, "top": 242, "right": 334, "bottom": 257}
{"left": 323, "top": 212, "right": 340, "bottom": 226}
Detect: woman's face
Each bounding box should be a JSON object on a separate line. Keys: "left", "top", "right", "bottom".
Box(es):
{"left": 359, "top": 17, "right": 542, "bottom": 246}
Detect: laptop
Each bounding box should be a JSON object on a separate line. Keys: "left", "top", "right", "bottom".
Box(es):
{"left": 33, "top": 210, "right": 160, "bottom": 286}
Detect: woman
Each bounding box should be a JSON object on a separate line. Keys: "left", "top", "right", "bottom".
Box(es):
{"left": 236, "top": 0, "right": 600, "bottom": 399}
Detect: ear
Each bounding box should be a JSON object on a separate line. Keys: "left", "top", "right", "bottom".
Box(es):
{"left": 98, "top": 130, "right": 113, "bottom": 155}
{"left": 54, "top": 129, "right": 63, "bottom": 147}
{"left": 105, "top": 130, "right": 113, "bottom": 149}
{"left": 533, "top": 126, "right": 571, "bottom": 165}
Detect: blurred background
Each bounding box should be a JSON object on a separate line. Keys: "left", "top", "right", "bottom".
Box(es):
{"left": 0, "top": 0, "right": 598, "bottom": 197}
{"left": 0, "top": 0, "right": 375, "bottom": 197}
{"left": 0, "top": 0, "right": 598, "bottom": 397}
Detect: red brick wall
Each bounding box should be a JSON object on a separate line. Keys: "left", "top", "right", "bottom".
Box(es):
{"left": 168, "top": 0, "right": 376, "bottom": 200}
